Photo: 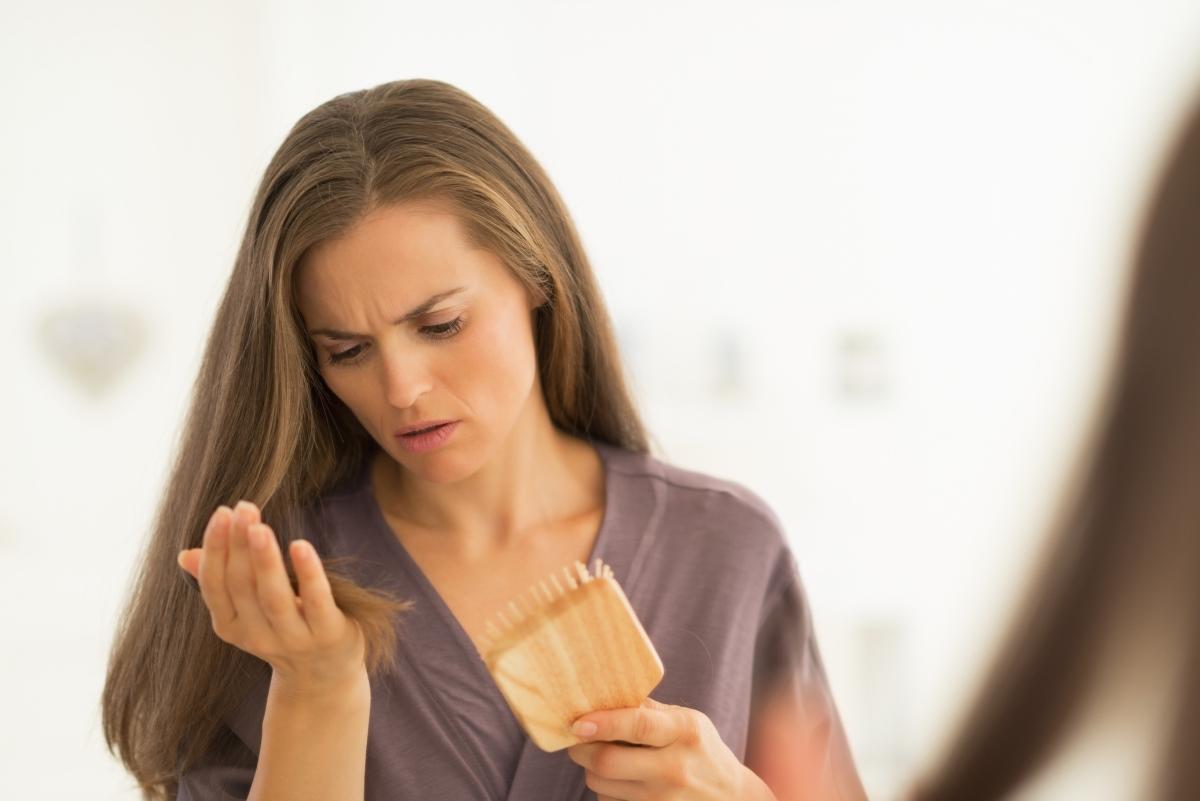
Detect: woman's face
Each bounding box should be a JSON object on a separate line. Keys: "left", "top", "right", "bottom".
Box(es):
{"left": 294, "top": 200, "right": 542, "bottom": 483}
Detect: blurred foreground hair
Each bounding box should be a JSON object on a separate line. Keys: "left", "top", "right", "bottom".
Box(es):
{"left": 910, "top": 91, "right": 1200, "bottom": 800}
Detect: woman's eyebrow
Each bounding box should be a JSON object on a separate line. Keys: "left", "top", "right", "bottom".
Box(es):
{"left": 309, "top": 286, "right": 467, "bottom": 340}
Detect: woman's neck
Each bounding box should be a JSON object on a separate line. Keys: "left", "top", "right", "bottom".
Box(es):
{"left": 371, "top": 413, "right": 602, "bottom": 559}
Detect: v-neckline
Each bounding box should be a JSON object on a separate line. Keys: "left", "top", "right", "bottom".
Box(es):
{"left": 351, "top": 438, "right": 640, "bottom": 801}
{"left": 360, "top": 438, "right": 614, "bottom": 661}
{"left": 357, "top": 439, "right": 620, "bottom": 801}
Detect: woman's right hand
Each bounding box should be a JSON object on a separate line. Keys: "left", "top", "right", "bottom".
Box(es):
{"left": 177, "top": 500, "right": 368, "bottom": 698}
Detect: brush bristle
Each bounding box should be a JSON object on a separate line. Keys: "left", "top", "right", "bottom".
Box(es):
{"left": 475, "top": 557, "right": 611, "bottom": 655}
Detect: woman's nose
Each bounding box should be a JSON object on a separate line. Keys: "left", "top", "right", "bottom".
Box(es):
{"left": 380, "top": 347, "right": 433, "bottom": 409}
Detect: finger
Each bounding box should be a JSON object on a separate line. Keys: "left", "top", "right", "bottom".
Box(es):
{"left": 197, "top": 506, "right": 236, "bottom": 628}
{"left": 225, "top": 501, "right": 276, "bottom": 644}
{"left": 571, "top": 698, "right": 680, "bottom": 748}
{"left": 583, "top": 769, "right": 642, "bottom": 801}
{"left": 289, "top": 538, "right": 341, "bottom": 638}
{"left": 177, "top": 548, "right": 201, "bottom": 577}
{"left": 567, "top": 742, "right": 662, "bottom": 783}
{"left": 247, "top": 521, "right": 312, "bottom": 646}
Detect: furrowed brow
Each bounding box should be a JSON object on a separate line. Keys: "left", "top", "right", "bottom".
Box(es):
{"left": 309, "top": 286, "right": 467, "bottom": 340}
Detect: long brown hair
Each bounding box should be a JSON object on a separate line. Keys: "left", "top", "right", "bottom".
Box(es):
{"left": 909, "top": 91, "right": 1200, "bottom": 800}
{"left": 101, "top": 78, "right": 651, "bottom": 800}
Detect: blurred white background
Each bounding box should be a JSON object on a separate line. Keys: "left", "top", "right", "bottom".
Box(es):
{"left": 3, "top": 0, "right": 1200, "bottom": 798}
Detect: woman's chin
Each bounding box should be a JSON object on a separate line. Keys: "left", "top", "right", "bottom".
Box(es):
{"left": 393, "top": 449, "right": 476, "bottom": 484}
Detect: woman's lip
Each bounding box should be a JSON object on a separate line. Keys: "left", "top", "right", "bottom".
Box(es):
{"left": 394, "top": 419, "right": 457, "bottom": 436}
{"left": 394, "top": 421, "right": 459, "bottom": 454}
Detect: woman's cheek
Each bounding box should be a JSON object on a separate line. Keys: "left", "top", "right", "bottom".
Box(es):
{"left": 461, "top": 313, "right": 538, "bottom": 401}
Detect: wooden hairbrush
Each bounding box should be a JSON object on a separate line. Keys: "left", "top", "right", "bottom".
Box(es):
{"left": 475, "top": 557, "right": 664, "bottom": 751}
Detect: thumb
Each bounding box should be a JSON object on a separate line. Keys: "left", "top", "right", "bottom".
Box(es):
{"left": 177, "top": 548, "right": 201, "bottom": 577}
{"left": 640, "top": 696, "right": 674, "bottom": 711}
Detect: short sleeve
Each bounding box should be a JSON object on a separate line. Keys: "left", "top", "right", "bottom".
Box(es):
{"left": 175, "top": 729, "right": 257, "bottom": 801}
{"left": 747, "top": 547, "right": 869, "bottom": 801}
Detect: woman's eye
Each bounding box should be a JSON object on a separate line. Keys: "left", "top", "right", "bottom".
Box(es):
{"left": 421, "top": 316, "right": 465, "bottom": 339}
{"left": 328, "top": 344, "right": 365, "bottom": 365}
{"left": 324, "top": 316, "right": 465, "bottom": 367}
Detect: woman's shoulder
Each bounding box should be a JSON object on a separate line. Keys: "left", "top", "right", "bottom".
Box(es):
{"left": 597, "top": 440, "right": 789, "bottom": 558}
{"left": 600, "top": 441, "right": 784, "bottom": 522}
{"left": 268, "top": 454, "right": 376, "bottom": 559}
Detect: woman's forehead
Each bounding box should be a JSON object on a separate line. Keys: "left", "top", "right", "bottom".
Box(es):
{"left": 297, "top": 207, "right": 482, "bottom": 297}
{"left": 305, "top": 204, "right": 473, "bottom": 278}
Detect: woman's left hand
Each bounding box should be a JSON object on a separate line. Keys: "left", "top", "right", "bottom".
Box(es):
{"left": 566, "top": 697, "right": 774, "bottom": 801}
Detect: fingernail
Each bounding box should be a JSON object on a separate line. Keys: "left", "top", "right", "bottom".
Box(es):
{"left": 572, "top": 720, "right": 597, "bottom": 737}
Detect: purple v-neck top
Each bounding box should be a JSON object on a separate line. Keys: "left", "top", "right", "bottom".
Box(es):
{"left": 177, "top": 439, "right": 866, "bottom": 800}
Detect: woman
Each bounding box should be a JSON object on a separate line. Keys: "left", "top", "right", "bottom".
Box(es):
{"left": 906, "top": 90, "right": 1200, "bottom": 800}
{"left": 100, "top": 79, "right": 867, "bottom": 801}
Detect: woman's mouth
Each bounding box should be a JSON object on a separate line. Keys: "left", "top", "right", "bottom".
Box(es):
{"left": 394, "top": 421, "right": 459, "bottom": 454}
